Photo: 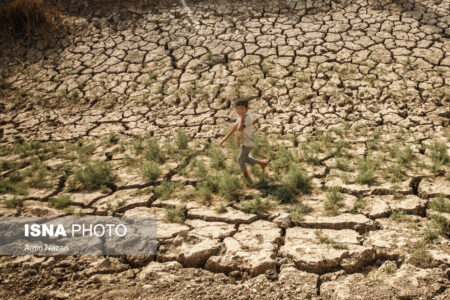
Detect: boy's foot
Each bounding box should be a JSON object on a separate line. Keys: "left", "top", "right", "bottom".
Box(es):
{"left": 243, "top": 176, "right": 253, "bottom": 184}
{"left": 242, "top": 172, "right": 253, "bottom": 183}
{"left": 260, "top": 159, "right": 271, "bottom": 171}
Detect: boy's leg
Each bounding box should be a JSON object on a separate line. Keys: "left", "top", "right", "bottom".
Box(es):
{"left": 244, "top": 146, "right": 270, "bottom": 170}
{"left": 237, "top": 146, "right": 252, "bottom": 179}
{"left": 237, "top": 145, "right": 248, "bottom": 173}
{"left": 244, "top": 147, "right": 258, "bottom": 166}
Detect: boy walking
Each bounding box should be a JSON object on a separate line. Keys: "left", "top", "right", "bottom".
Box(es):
{"left": 220, "top": 99, "right": 270, "bottom": 182}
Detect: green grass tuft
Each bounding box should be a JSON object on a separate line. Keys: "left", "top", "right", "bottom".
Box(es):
{"left": 410, "top": 242, "right": 433, "bottom": 268}
{"left": 141, "top": 160, "right": 161, "bottom": 180}
{"left": 428, "top": 142, "right": 449, "bottom": 174}
{"left": 49, "top": 194, "right": 71, "bottom": 209}
{"left": 218, "top": 172, "right": 241, "bottom": 201}
{"left": 356, "top": 156, "right": 377, "bottom": 185}
{"left": 214, "top": 202, "right": 228, "bottom": 214}
{"left": 192, "top": 158, "right": 207, "bottom": 179}
{"left": 324, "top": 186, "right": 343, "bottom": 215}
{"left": 241, "top": 195, "right": 271, "bottom": 214}
{"left": 144, "top": 138, "right": 166, "bottom": 163}
{"left": 207, "top": 144, "right": 226, "bottom": 169}
{"left": 4, "top": 196, "right": 24, "bottom": 208}
{"left": 389, "top": 210, "right": 407, "bottom": 222}
{"left": 314, "top": 230, "right": 348, "bottom": 249}
{"left": 175, "top": 129, "right": 189, "bottom": 150}
{"left": 67, "top": 160, "right": 116, "bottom": 192}
{"left": 196, "top": 181, "right": 212, "bottom": 205}
{"left": 423, "top": 214, "right": 449, "bottom": 241}
{"left": 289, "top": 203, "right": 313, "bottom": 222}
{"left": 284, "top": 164, "right": 312, "bottom": 195}
{"left": 163, "top": 204, "right": 185, "bottom": 223}
{"left": 153, "top": 180, "right": 175, "bottom": 200}
{"left": 430, "top": 194, "right": 450, "bottom": 213}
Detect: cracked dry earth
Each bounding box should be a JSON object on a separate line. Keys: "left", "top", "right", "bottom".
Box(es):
{"left": 0, "top": 0, "right": 450, "bottom": 299}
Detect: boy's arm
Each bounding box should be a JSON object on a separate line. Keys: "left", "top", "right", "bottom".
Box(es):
{"left": 237, "top": 115, "right": 245, "bottom": 131}
{"left": 221, "top": 123, "right": 238, "bottom": 145}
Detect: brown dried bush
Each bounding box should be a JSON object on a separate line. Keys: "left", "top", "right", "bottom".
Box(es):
{"left": 0, "top": 0, "right": 60, "bottom": 36}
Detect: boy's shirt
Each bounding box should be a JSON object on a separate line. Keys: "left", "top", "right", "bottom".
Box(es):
{"left": 235, "top": 112, "right": 255, "bottom": 148}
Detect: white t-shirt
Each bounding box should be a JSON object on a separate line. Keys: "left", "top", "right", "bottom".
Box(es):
{"left": 235, "top": 112, "right": 255, "bottom": 147}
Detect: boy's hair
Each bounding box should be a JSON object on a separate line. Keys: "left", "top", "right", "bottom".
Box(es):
{"left": 235, "top": 99, "right": 249, "bottom": 108}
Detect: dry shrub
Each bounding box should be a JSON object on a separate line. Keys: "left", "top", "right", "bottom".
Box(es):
{"left": 1, "top": 0, "right": 60, "bottom": 36}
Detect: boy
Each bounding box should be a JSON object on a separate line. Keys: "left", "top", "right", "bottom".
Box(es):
{"left": 220, "top": 99, "right": 270, "bottom": 182}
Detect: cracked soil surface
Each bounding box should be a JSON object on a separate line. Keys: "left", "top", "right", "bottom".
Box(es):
{"left": 0, "top": 0, "right": 449, "bottom": 299}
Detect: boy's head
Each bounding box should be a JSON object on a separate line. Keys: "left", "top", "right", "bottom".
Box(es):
{"left": 235, "top": 99, "right": 248, "bottom": 115}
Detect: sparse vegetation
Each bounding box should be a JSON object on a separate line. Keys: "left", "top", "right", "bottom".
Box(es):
{"left": 386, "top": 164, "right": 405, "bottom": 183}
{"left": 153, "top": 180, "right": 175, "bottom": 200}
{"left": 251, "top": 134, "right": 272, "bottom": 159}
{"left": 388, "top": 145, "right": 413, "bottom": 166}
{"left": 382, "top": 261, "right": 397, "bottom": 274}
{"left": 272, "top": 146, "right": 295, "bottom": 177}
{"left": 261, "top": 62, "right": 269, "bottom": 76}
{"left": 214, "top": 202, "right": 228, "bottom": 214}
{"left": 350, "top": 197, "right": 366, "bottom": 214}
{"left": 366, "top": 130, "right": 381, "bottom": 151}
{"left": 49, "top": 194, "right": 71, "bottom": 209}
{"left": 335, "top": 158, "right": 351, "bottom": 171}
{"left": 148, "top": 70, "right": 157, "bottom": 80}
{"left": 0, "top": 174, "right": 27, "bottom": 195}
{"left": 409, "top": 241, "right": 433, "bottom": 268}
{"left": 423, "top": 214, "right": 448, "bottom": 241}
{"left": 289, "top": 203, "right": 313, "bottom": 222}
{"left": 141, "top": 160, "right": 161, "bottom": 180}
{"left": 107, "top": 133, "right": 118, "bottom": 145}
{"left": 206, "top": 50, "right": 213, "bottom": 65}
{"left": 123, "top": 154, "right": 139, "bottom": 167}
{"left": 64, "top": 207, "right": 75, "bottom": 215}
{"left": 324, "top": 186, "right": 343, "bottom": 215}
{"left": 26, "top": 165, "right": 52, "bottom": 189}
{"left": 132, "top": 136, "right": 145, "bottom": 154}
{"left": 315, "top": 230, "right": 348, "bottom": 250}
{"left": 13, "top": 140, "right": 42, "bottom": 158}
{"left": 272, "top": 163, "right": 312, "bottom": 204}
{"left": 430, "top": 194, "right": 450, "bottom": 213}
{"left": 164, "top": 204, "right": 185, "bottom": 223}
{"left": 1, "top": 0, "right": 61, "bottom": 36}
{"left": 284, "top": 164, "right": 312, "bottom": 195}
{"left": 241, "top": 195, "right": 271, "bottom": 214}
{"left": 428, "top": 142, "right": 449, "bottom": 174}
{"left": 204, "top": 175, "right": 220, "bottom": 194}
{"left": 67, "top": 140, "right": 96, "bottom": 162}
{"left": 3, "top": 196, "right": 24, "bottom": 208}
{"left": 192, "top": 158, "right": 207, "bottom": 179}
{"left": 272, "top": 183, "right": 296, "bottom": 204}
{"left": 356, "top": 156, "right": 376, "bottom": 185}
{"left": 69, "top": 90, "right": 79, "bottom": 103}
{"left": 115, "top": 199, "right": 127, "bottom": 209}
{"left": 196, "top": 181, "right": 212, "bottom": 205}
{"left": 338, "top": 171, "right": 352, "bottom": 184}
{"left": 67, "top": 161, "right": 116, "bottom": 192}
{"left": 207, "top": 144, "right": 226, "bottom": 169}
{"left": 0, "top": 160, "right": 16, "bottom": 172}
{"left": 218, "top": 171, "right": 241, "bottom": 201}
{"left": 389, "top": 210, "right": 407, "bottom": 222}
{"left": 300, "top": 143, "right": 321, "bottom": 166}
{"left": 296, "top": 73, "right": 309, "bottom": 83}
{"left": 144, "top": 138, "right": 166, "bottom": 164}
{"left": 175, "top": 129, "right": 189, "bottom": 150}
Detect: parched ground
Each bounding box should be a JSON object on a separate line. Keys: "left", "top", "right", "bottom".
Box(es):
{"left": 0, "top": 0, "right": 449, "bottom": 299}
